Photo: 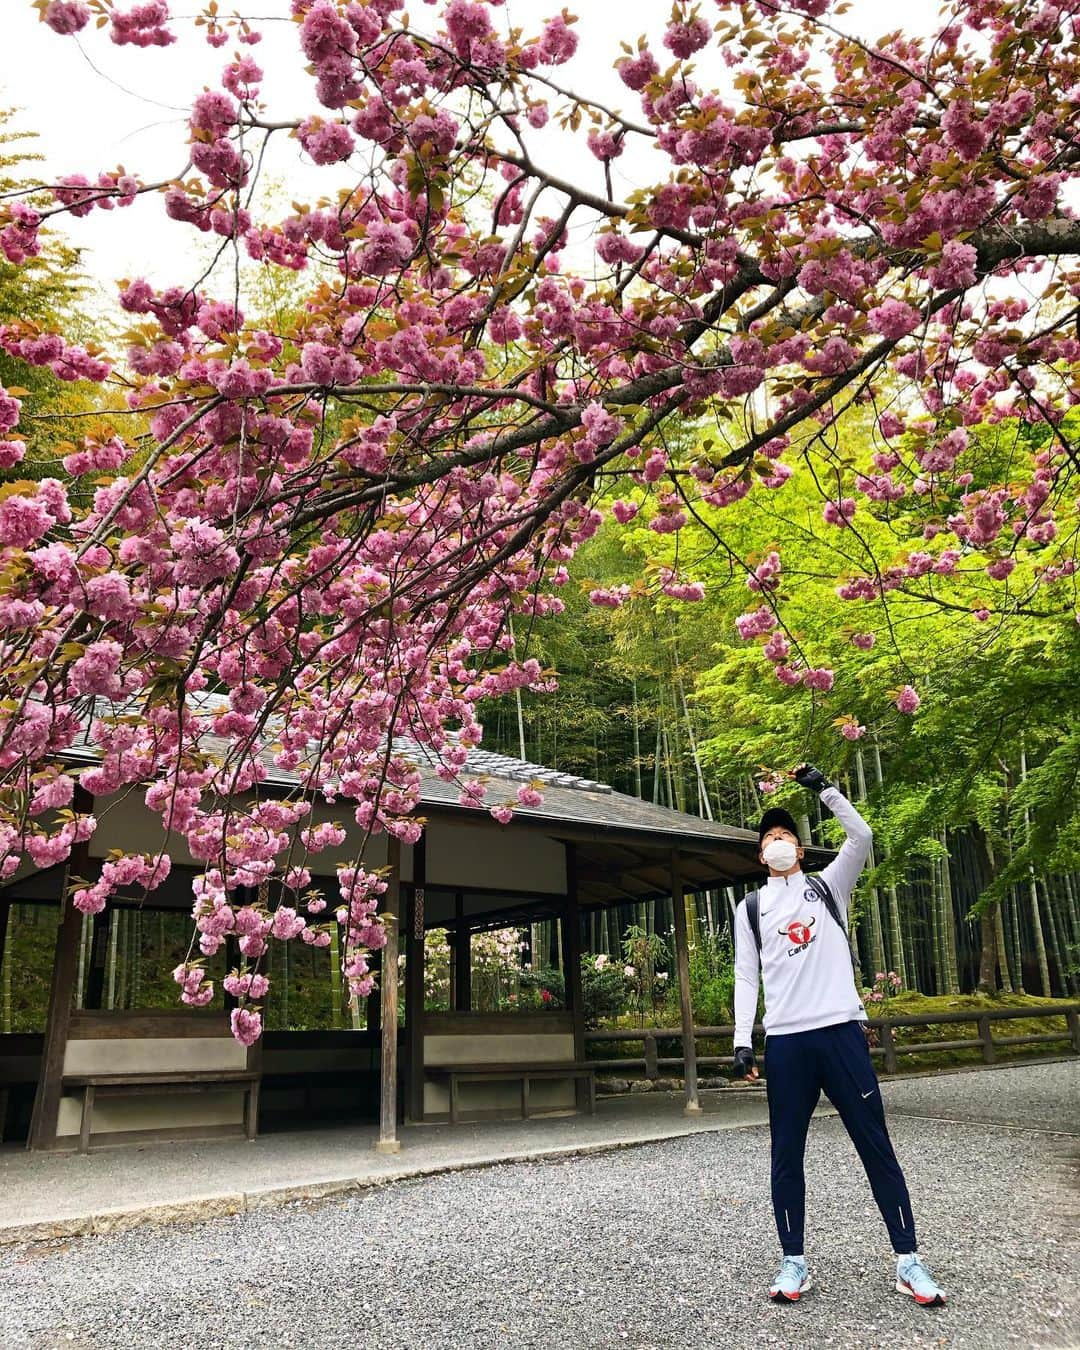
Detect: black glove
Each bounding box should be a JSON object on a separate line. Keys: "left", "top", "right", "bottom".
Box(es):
{"left": 733, "top": 1046, "right": 756, "bottom": 1079}
{"left": 794, "top": 763, "right": 831, "bottom": 794}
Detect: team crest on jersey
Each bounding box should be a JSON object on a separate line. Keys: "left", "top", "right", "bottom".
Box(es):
{"left": 778, "top": 916, "right": 816, "bottom": 956}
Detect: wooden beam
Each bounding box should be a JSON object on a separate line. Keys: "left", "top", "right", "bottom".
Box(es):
{"left": 562, "top": 843, "right": 587, "bottom": 1108}
{"left": 28, "top": 792, "right": 94, "bottom": 1151}
{"left": 670, "top": 848, "right": 701, "bottom": 1116}
{"left": 404, "top": 833, "right": 426, "bottom": 1123}
{"left": 453, "top": 892, "right": 471, "bottom": 1012}
{"left": 375, "top": 834, "right": 402, "bottom": 1154}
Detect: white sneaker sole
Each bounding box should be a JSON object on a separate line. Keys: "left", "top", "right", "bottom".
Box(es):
{"left": 770, "top": 1277, "right": 812, "bottom": 1302}
{"left": 895, "top": 1278, "right": 946, "bottom": 1307}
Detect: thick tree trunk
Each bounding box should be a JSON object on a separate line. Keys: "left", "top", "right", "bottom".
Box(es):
{"left": 993, "top": 900, "right": 1013, "bottom": 993}
{"left": 977, "top": 907, "right": 998, "bottom": 993}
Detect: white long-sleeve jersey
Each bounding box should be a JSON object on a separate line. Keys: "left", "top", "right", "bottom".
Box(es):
{"left": 733, "top": 786, "right": 873, "bottom": 1047}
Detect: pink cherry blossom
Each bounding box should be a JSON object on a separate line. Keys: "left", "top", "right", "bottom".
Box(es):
{"left": 230, "top": 1007, "right": 263, "bottom": 1047}
{"left": 42, "top": 0, "right": 90, "bottom": 34}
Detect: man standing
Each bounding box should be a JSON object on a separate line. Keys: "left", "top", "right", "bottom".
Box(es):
{"left": 733, "top": 764, "right": 946, "bottom": 1307}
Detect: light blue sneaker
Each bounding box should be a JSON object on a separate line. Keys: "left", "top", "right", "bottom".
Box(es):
{"left": 896, "top": 1254, "right": 946, "bottom": 1306}
{"left": 769, "top": 1255, "right": 811, "bottom": 1302}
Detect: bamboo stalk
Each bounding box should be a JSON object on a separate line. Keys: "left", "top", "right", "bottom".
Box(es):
{"left": 1042, "top": 879, "right": 1066, "bottom": 997}
{"left": 1008, "top": 886, "right": 1026, "bottom": 994}
{"left": 1, "top": 904, "right": 13, "bottom": 1034}
{"left": 1019, "top": 742, "right": 1052, "bottom": 996}
{"left": 631, "top": 677, "right": 643, "bottom": 799}
{"left": 75, "top": 912, "right": 89, "bottom": 1010}
{"left": 329, "top": 920, "right": 343, "bottom": 1029}
{"left": 929, "top": 860, "right": 945, "bottom": 996}
{"left": 105, "top": 907, "right": 119, "bottom": 1010}
{"left": 940, "top": 832, "right": 961, "bottom": 995}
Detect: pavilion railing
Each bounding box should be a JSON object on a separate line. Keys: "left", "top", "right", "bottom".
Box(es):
{"left": 583, "top": 1003, "right": 1080, "bottom": 1079}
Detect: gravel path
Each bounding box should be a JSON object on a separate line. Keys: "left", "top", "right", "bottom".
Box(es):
{"left": 2, "top": 1102, "right": 1078, "bottom": 1350}
{"left": 880, "top": 1058, "right": 1080, "bottom": 1133}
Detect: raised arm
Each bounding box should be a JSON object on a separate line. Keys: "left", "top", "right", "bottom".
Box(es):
{"left": 817, "top": 784, "right": 873, "bottom": 910}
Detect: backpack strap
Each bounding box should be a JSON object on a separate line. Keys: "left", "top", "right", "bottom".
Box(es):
{"left": 804, "top": 873, "right": 845, "bottom": 937}
{"left": 805, "top": 873, "right": 862, "bottom": 987}
{"left": 744, "top": 889, "right": 762, "bottom": 956}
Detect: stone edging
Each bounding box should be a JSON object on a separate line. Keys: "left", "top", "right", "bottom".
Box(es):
{"left": 0, "top": 1109, "right": 774, "bottom": 1249}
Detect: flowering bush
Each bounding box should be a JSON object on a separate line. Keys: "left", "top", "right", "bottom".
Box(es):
{"left": 622, "top": 925, "right": 670, "bottom": 1025}
{"left": 863, "top": 970, "right": 904, "bottom": 1007}
{"left": 411, "top": 926, "right": 527, "bottom": 1012}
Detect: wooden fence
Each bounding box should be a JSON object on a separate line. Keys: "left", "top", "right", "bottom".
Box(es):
{"left": 584, "top": 1003, "right": 1080, "bottom": 1079}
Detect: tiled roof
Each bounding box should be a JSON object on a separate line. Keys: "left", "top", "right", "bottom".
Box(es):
{"left": 65, "top": 693, "right": 802, "bottom": 857}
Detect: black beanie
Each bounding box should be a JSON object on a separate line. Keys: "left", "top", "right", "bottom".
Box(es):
{"left": 757, "top": 806, "right": 800, "bottom": 845}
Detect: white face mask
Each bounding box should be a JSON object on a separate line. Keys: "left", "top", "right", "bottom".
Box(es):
{"left": 762, "top": 837, "right": 799, "bottom": 873}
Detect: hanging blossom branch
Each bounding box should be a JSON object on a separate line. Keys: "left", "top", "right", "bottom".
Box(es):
{"left": 0, "top": 0, "right": 1078, "bottom": 1039}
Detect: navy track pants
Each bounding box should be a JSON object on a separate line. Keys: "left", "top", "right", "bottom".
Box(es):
{"left": 764, "top": 1019, "right": 916, "bottom": 1256}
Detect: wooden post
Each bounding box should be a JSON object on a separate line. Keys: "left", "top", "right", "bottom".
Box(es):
{"left": 977, "top": 1014, "right": 997, "bottom": 1065}
{"left": 29, "top": 793, "right": 93, "bottom": 1151}
{"left": 405, "top": 834, "right": 426, "bottom": 1123}
{"left": 375, "top": 834, "right": 402, "bottom": 1154}
{"left": 1066, "top": 1009, "right": 1080, "bottom": 1055}
{"left": 644, "top": 1031, "right": 658, "bottom": 1081}
{"left": 562, "top": 845, "right": 587, "bottom": 1106}
{"left": 670, "top": 849, "right": 701, "bottom": 1115}
{"left": 453, "top": 893, "right": 471, "bottom": 1012}
{"left": 880, "top": 1021, "right": 899, "bottom": 1075}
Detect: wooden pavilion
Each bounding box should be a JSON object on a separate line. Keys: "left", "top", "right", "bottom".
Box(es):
{"left": 0, "top": 717, "right": 831, "bottom": 1153}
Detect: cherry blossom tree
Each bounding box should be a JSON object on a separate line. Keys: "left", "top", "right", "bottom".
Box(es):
{"left": 1, "top": 0, "right": 1079, "bottom": 1038}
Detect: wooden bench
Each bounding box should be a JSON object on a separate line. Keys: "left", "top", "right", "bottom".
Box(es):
{"left": 427, "top": 1062, "right": 596, "bottom": 1124}
{"left": 62, "top": 1069, "right": 261, "bottom": 1154}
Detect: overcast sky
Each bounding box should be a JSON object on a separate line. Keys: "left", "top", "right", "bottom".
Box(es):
{"left": 4, "top": 0, "right": 945, "bottom": 299}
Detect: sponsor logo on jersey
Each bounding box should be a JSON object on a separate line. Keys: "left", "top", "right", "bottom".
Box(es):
{"left": 778, "top": 915, "right": 816, "bottom": 957}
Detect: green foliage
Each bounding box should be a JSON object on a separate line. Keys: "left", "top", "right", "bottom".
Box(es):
{"left": 686, "top": 931, "right": 736, "bottom": 1027}
{"left": 621, "top": 923, "right": 670, "bottom": 1022}
{"left": 580, "top": 957, "right": 632, "bottom": 1029}
{"left": 0, "top": 108, "right": 104, "bottom": 468}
